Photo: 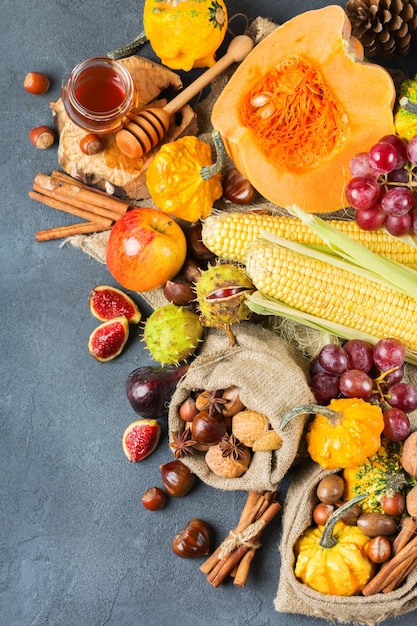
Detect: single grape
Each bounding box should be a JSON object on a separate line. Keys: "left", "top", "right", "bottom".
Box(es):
{"left": 345, "top": 176, "right": 381, "bottom": 210}
{"left": 406, "top": 134, "right": 417, "bottom": 165}
{"left": 339, "top": 369, "right": 373, "bottom": 399}
{"left": 387, "top": 382, "right": 417, "bottom": 412}
{"left": 381, "top": 186, "right": 413, "bottom": 216}
{"left": 380, "top": 134, "right": 408, "bottom": 169}
{"left": 385, "top": 212, "right": 412, "bottom": 236}
{"left": 354, "top": 204, "right": 386, "bottom": 230}
{"left": 369, "top": 141, "right": 398, "bottom": 173}
{"left": 350, "top": 152, "right": 379, "bottom": 178}
{"left": 310, "top": 373, "right": 340, "bottom": 404}
{"left": 309, "top": 356, "right": 327, "bottom": 377}
{"left": 373, "top": 337, "right": 406, "bottom": 371}
{"left": 343, "top": 339, "right": 374, "bottom": 372}
{"left": 382, "top": 407, "right": 411, "bottom": 441}
{"left": 318, "top": 344, "right": 349, "bottom": 375}
{"left": 387, "top": 167, "right": 409, "bottom": 184}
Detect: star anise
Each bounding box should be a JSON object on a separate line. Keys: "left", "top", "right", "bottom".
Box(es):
{"left": 195, "top": 389, "right": 227, "bottom": 416}
{"left": 169, "top": 429, "right": 196, "bottom": 460}
{"left": 218, "top": 433, "right": 246, "bottom": 461}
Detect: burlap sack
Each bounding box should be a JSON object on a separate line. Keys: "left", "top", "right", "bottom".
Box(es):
{"left": 275, "top": 441, "right": 417, "bottom": 625}
{"left": 167, "top": 321, "right": 315, "bottom": 492}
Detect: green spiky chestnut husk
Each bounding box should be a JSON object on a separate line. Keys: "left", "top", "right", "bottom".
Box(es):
{"left": 143, "top": 303, "right": 204, "bottom": 366}
{"left": 195, "top": 263, "right": 255, "bottom": 344}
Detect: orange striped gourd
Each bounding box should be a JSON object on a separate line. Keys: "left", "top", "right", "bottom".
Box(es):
{"left": 201, "top": 212, "right": 417, "bottom": 269}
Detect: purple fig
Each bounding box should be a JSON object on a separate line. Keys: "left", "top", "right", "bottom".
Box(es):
{"left": 126, "top": 364, "right": 189, "bottom": 419}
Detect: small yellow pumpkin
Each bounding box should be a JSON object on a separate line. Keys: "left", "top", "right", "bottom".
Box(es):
{"left": 281, "top": 398, "right": 385, "bottom": 470}
{"left": 143, "top": 0, "right": 228, "bottom": 71}
{"left": 394, "top": 75, "right": 417, "bottom": 140}
{"left": 146, "top": 131, "right": 223, "bottom": 222}
{"left": 295, "top": 495, "right": 374, "bottom": 596}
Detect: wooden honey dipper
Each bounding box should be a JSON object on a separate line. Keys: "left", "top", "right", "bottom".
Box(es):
{"left": 115, "top": 34, "right": 254, "bottom": 160}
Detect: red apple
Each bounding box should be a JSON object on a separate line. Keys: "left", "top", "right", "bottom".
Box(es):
{"left": 106, "top": 207, "right": 187, "bottom": 292}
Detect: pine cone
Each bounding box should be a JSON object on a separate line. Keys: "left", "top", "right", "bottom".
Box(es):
{"left": 345, "top": 0, "right": 417, "bottom": 58}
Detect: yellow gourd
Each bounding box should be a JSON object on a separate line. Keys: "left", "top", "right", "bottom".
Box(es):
{"left": 295, "top": 495, "right": 374, "bottom": 596}
{"left": 281, "top": 398, "right": 385, "bottom": 470}
{"left": 146, "top": 132, "right": 223, "bottom": 222}
{"left": 143, "top": 0, "right": 228, "bottom": 71}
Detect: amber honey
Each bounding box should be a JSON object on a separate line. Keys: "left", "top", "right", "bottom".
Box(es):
{"left": 62, "top": 57, "right": 137, "bottom": 134}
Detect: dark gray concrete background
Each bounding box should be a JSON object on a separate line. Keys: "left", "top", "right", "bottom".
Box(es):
{"left": 2, "top": 1, "right": 417, "bottom": 624}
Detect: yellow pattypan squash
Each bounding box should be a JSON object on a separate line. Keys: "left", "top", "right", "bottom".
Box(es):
{"left": 146, "top": 132, "right": 223, "bottom": 222}
{"left": 143, "top": 0, "right": 228, "bottom": 71}
{"left": 281, "top": 398, "right": 384, "bottom": 470}
{"left": 294, "top": 495, "right": 375, "bottom": 596}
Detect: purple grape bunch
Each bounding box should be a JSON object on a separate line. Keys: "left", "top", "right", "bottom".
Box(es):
{"left": 310, "top": 337, "right": 417, "bottom": 442}
{"left": 346, "top": 134, "right": 417, "bottom": 236}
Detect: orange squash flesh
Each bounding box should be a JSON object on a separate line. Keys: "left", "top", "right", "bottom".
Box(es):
{"left": 211, "top": 6, "right": 396, "bottom": 213}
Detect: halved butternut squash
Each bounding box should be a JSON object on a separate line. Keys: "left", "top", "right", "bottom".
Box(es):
{"left": 211, "top": 6, "right": 396, "bottom": 213}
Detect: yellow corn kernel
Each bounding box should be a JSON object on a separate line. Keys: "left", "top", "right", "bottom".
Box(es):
{"left": 245, "top": 238, "right": 417, "bottom": 352}
{"left": 201, "top": 212, "right": 417, "bottom": 269}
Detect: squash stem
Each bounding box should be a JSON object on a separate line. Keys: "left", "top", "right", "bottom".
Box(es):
{"left": 319, "top": 493, "right": 369, "bottom": 549}
{"left": 200, "top": 130, "right": 226, "bottom": 180}
{"left": 107, "top": 31, "right": 148, "bottom": 60}
{"left": 399, "top": 96, "right": 417, "bottom": 115}
{"left": 280, "top": 404, "right": 342, "bottom": 430}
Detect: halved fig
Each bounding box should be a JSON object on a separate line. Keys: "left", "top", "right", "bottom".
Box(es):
{"left": 89, "top": 284, "right": 141, "bottom": 323}
{"left": 122, "top": 419, "right": 161, "bottom": 462}
{"left": 88, "top": 316, "right": 129, "bottom": 362}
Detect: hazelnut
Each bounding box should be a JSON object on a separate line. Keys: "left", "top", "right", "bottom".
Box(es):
{"left": 29, "top": 125, "right": 56, "bottom": 149}
{"left": 23, "top": 71, "right": 50, "bottom": 95}
{"left": 79, "top": 133, "right": 104, "bottom": 155}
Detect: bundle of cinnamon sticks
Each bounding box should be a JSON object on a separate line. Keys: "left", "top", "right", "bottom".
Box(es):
{"left": 29, "top": 171, "right": 130, "bottom": 241}
{"left": 362, "top": 515, "right": 417, "bottom": 595}
{"left": 200, "top": 490, "right": 281, "bottom": 587}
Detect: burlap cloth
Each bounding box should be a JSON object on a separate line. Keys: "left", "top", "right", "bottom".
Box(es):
{"left": 275, "top": 459, "right": 417, "bottom": 625}
{"left": 168, "top": 321, "right": 315, "bottom": 492}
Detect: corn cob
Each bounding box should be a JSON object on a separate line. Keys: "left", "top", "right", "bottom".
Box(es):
{"left": 202, "top": 212, "right": 417, "bottom": 269}
{"left": 245, "top": 238, "right": 417, "bottom": 353}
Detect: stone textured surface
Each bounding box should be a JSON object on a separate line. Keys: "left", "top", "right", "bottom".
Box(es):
{"left": 2, "top": 1, "right": 417, "bottom": 625}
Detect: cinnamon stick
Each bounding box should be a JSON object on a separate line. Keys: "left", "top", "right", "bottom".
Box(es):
{"left": 207, "top": 501, "right": 281, "bottom": 588}
{"left": 391, "top": 516, "right": 417, "bottom": 556}
{"left": 199, "top": 491, "right": 264, "bottom": 575}
{"left": 29, "top": 190, "right": 114, "bottom": 227}
{"left": 35, "top": 221, "right": 110, "bottom": 242}
{"left": 233, "top": 548, "right": 257, "bottom": 587}
{"left": 382, "top": 553, "right": 417, "bottom": 593}
{"left": 34, "top": 173, "right": 130, "bottom": 215}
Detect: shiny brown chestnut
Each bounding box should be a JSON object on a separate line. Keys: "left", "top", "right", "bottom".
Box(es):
{"left": 181, "top": 256, "right": 202, "bottom": 284}
{"left": 141, "top": 486, "right": 167, "bottom": 511}
{"left": 191, "top": 410, "right": 227, "bottom": 446}
{"left": 163, "top": 280, "right": 195, "bottom": 306}
{"left": 222, "top": 167, "right": 257, "bottom": 204}
{"left": 187, "top": 222, "right": 215, "bottom": 261}
{"left": 160, "top": 460, "right": 196, "bottom": 497}
{"left": 172, "top": 518, "right": 212, "bottom": 558}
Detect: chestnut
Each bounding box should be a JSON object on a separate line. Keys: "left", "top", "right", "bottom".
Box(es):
{"left": 160, "top": 460, "right": 196, "bottom": 497}
{"left": 163, "top": 280, "right": 195, "bottom": 306}
{"left": 191, "top": 410, "right": 227, "bottom": 446}
{"left": 222, "top": 167, "right": 257, "bottom": 204}
{"left": 187, "top": 222, "right": 215, "bottom": 261}
{"left": 141, "top": 486, "right": 167, "bottom": 511}
{"left": 172, "top": 518, "right": 212, "bottom": 558}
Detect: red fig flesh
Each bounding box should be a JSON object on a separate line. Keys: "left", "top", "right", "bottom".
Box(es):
{"left": 122, "top": 419, "right": 161, "bottom": 462}
{"left": 89, "top": 285, "right": 141, "bottom": 323}
{"left": 88, "top": 316, "right": 129, "bottom": 362}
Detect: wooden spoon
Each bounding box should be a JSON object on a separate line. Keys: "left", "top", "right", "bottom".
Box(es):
{"left": 115, "top": 34, "right": 254, "bottom": 159}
